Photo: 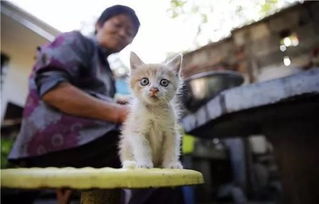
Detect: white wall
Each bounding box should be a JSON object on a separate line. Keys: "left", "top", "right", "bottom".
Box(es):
{"left": 1, "top": 12, "right": 51, "bottom": 121}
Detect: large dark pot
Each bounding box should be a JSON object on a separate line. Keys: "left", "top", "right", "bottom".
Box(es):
{"left": 182, "top": 70, "right": 244, "bottom": 112}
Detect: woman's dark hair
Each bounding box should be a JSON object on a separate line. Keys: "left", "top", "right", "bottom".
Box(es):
{"left": 95, "top": 5, "right": 140, "bottom": 34}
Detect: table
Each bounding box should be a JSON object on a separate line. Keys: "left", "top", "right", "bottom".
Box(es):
{"left": 182, "top": 68, "right": 319, "bottom": 204}
{"left": 1, "top": 167, "right": 204, "bottom": 204}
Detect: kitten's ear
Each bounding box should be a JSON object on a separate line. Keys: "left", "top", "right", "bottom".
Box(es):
{"left": 130, "top": 52, "right": 145, "bottom": 70}
{"left": 165, "top": 54, "right": 183, "bottom": 76}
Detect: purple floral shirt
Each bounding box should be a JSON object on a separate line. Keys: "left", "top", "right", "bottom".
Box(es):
{"left": 9, "top": 31, "right": 118, "bottom": 159}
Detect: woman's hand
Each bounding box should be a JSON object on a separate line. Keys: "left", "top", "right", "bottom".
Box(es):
{"left": 116, "top": 105, "right": 129, "bottom": 123}
{"left": 115, "top": 95, "right": 132, "bottom": 105}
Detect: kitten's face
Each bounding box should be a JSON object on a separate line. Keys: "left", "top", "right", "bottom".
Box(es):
{"left": 129, "top": 52, "right": 182, "bottom": 105}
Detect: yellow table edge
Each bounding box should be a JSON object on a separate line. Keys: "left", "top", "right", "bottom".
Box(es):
{"left": 1, "top": 167, "right": 204, "bottom": 189}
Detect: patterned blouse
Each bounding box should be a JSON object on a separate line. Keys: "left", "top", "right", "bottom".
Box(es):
{"left": 9, "top": 31, "right": 118, "bottom": 159}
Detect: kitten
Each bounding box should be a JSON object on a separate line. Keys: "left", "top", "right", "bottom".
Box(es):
{"left": 119, "top": 52, "right": 183, "bottom": 169}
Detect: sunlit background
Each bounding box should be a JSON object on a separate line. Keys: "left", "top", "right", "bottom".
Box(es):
{"left": 8, "top": 0, "right": 302, "bottom": 70}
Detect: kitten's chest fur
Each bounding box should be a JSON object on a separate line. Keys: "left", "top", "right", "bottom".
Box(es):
{"left": 135, "top": 102, "right": 175, "bottom": 165}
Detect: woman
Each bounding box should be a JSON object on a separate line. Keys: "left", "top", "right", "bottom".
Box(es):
{"left": 9, "top": 5, "right": 139, "bottom": 168}
{"left": 7, "top": 5, "right": 139, "bottom": 203}
{"left": 8, "top": 5, "right": 184, "bottom": 204}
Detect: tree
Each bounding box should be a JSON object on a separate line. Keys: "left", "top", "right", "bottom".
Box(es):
{"left": 167, "top": 0, "right": 300, "bottom": 47}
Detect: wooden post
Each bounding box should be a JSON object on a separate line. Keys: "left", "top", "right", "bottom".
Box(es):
{"left": 265, "top": 120, "right": 319, "bottom": 204}
{"left": 81, "top": 189, "right": 121, "bottom": 204}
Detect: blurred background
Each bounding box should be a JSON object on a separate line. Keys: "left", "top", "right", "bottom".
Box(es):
{"left": 1, "top": 0, "right": 319, "bottom": 203}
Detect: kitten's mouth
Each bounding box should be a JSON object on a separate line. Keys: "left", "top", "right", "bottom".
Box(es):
{"left": 148, "top": 94, "right": 159, "bottom": 100}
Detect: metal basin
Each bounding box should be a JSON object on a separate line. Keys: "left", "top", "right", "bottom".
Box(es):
{"left": 182, "top": 70, "right": 244, "bottom": 112}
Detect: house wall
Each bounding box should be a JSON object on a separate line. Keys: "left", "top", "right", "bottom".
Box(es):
{"left": 1, "top": 3, "right": 58, "bottom": 121}
{"left": 182, "top": 1, "right": 319, "bottom": 83}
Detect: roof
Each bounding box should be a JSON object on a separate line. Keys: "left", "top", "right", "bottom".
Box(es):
{"left": 1, "top": 0, "right": 61, "bottom": 41}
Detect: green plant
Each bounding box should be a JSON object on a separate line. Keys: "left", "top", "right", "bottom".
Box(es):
{"left": 1, "top": 138, "right": 15, "bottom": 168}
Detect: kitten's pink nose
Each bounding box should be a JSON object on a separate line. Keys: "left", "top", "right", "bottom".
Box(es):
{"left": 149, "top": 87, "right": 159, "bottom": 96}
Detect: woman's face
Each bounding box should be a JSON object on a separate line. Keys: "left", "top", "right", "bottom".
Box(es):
{"left": 96, "top": 14, "right": 136, "bottom": 53}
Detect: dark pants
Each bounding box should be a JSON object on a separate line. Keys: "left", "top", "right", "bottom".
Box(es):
{"left": 10, "top": 131, "right": 184, "bottom": 204}
{"left": 12, "top": 131, "right": 121, "bottom": 168}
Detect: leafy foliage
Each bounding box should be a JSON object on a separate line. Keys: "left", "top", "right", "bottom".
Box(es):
{"left": 166, "top": 0, "right": 299, "bottom": 46}
{"left": 1, "top": 138, "right": 15, "bottom": 168}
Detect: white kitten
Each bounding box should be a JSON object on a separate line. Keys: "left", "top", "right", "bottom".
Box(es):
{"left": 119, "top": 52, "right": 183, "bottom": 169}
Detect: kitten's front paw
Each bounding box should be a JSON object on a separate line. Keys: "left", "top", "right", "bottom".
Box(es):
{"left": 163, "top": 161, "right": 183, "bottom": 169}
{"left": 136, "top": 161, "right": 153, "bottom": 168}
{"left": 122, "top": 160, "right": 137, "bottom": 169}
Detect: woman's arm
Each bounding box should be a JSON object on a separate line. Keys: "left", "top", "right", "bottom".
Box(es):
{"left": 42, "top": 82, "right": 128, "bottom": 123}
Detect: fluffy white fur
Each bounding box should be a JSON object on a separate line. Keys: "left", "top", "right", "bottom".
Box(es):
{"left": 119, "top": 52, "right": 183, "bottom": 169}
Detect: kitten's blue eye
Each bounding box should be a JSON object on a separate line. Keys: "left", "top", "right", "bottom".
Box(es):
{"left": 160, "top": 79, "right": 169, "bottom": 87}
{"left": 140, "top": 78, "right": 149, "bottom": 86}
